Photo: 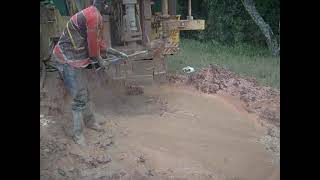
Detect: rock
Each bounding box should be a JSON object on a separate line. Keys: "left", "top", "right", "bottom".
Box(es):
{"left": 260, "top": 108, "right": 280, "bottom": 124}
{"left": 44, "top": 148, "right": 50, "bottom": 153}
{"left": 96, "top": 154, "right": 112, "bottom": 164}
{"left": 267, "top": 127, "right": 280, "bottom": 138}
{"left": 95, "top": 135, "right": 114, "bottom": 149}
{"left": 58, "top": 168, "right": 66, "bottom": 176}
{"left": 119, "top": 153, "right": 127, "bottom": 160}
{"left": 210, "top": 84, "right": 220, "bottom": 91}
{"left": 137, "top": 155, "right": 146, "bottom": 163}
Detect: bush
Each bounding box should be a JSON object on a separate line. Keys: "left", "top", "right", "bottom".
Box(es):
{"left": 177, "top": 0, "right": 280, "bottom": 48}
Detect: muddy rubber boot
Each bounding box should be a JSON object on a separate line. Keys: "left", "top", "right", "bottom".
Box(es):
{"left": 72, "top": 110, "right": 87, "bottom": 146}
{"left": 73, "top": 133, "right": 86, "bottom": 147}
{"left": 83, "top": 106, "right": 104, "bottom": 132}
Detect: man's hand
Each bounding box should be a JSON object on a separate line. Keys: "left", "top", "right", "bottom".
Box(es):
{"left": 90, "top": 56, "right": 106, "bottom": 71}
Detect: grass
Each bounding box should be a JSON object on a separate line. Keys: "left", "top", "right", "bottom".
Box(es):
{"left": 166, "top": 39, "right": 280, "bottom": 89}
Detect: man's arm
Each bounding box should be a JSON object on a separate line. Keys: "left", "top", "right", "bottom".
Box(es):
{"left": 86, "top": 9, "right": 101, "bottom": 58}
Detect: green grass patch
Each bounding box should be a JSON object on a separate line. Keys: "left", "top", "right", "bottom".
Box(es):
{"left": 166, "top": 39, "right": 280, "bottom": 89}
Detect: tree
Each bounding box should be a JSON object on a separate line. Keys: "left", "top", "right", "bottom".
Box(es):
{"left": 241, "top": 0, "right": 280, "bottom": 56}
{"left": 278, "top": 21, "right": 280, "bottom": 54}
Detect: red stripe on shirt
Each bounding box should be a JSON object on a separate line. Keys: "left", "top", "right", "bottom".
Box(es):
{"left": 83, "top": 6, "right": 101, "bottom": 58}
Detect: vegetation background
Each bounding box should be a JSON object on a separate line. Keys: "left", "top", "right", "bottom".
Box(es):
{"left": 167, "top": 0, "right": 280, "bottom": 89}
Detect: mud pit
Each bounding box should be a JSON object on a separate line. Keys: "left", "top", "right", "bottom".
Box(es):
{"left": 41, "top": 70, "right": 279, "bottom": 180}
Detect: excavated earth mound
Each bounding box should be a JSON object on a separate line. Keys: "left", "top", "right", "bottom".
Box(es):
{"left": 167, "top": 64, "right": 280, "bottom": 127}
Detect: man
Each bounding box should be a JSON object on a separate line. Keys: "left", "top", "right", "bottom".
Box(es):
{"left": 52, "top": 0, "right": 114, "bottom": 146}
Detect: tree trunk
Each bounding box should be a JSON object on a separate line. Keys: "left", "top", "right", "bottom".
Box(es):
{"left": 278, "top": 21, "right": 280, "bottom": 55}
{"left": 241, "top": 0, "right": 279, "bottom": 57}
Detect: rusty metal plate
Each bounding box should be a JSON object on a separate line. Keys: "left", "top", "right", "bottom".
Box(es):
{"left": 163, "top": 19, "right": 205, "bottom": 31}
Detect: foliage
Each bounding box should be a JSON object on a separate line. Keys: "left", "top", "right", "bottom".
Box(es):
{"left": 166, "top": 39, "right": 280, "bottom": 89}
{"left": 177, "top": 0, "right": 280, "bottom": 48}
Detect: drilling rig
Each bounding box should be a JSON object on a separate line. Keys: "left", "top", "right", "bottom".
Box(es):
{"left": 40, "top": 0, "right": 205, "bottom": 85}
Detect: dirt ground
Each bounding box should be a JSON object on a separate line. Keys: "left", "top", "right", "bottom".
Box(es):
{"left": 167, "top": 64, "right": 280, "bottom": 128}
{"left": 40, "top": 67, "right": 280, "bottom": 180}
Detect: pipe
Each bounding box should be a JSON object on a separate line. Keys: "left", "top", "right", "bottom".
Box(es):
{"left": 102, "top": 15, "right": 111, "bottom": 46}
{"left": 162, "top": 0, "right": 168, "bottom": 16}
{"left": 168, "top": 0, "right": 176, "bottom": 15}
{"left": 125, "top": 4, "right": 138, "bottom": 31}
{"left": 187, "top": 0, "right": 193, "bottom": 20}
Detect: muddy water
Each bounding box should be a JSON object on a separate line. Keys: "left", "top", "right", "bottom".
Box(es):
{"left": 41, "top": 72, "right": 279, "bottom": 180}
{"left": 95, "top": 85, "right": 279, "bottom": 180}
